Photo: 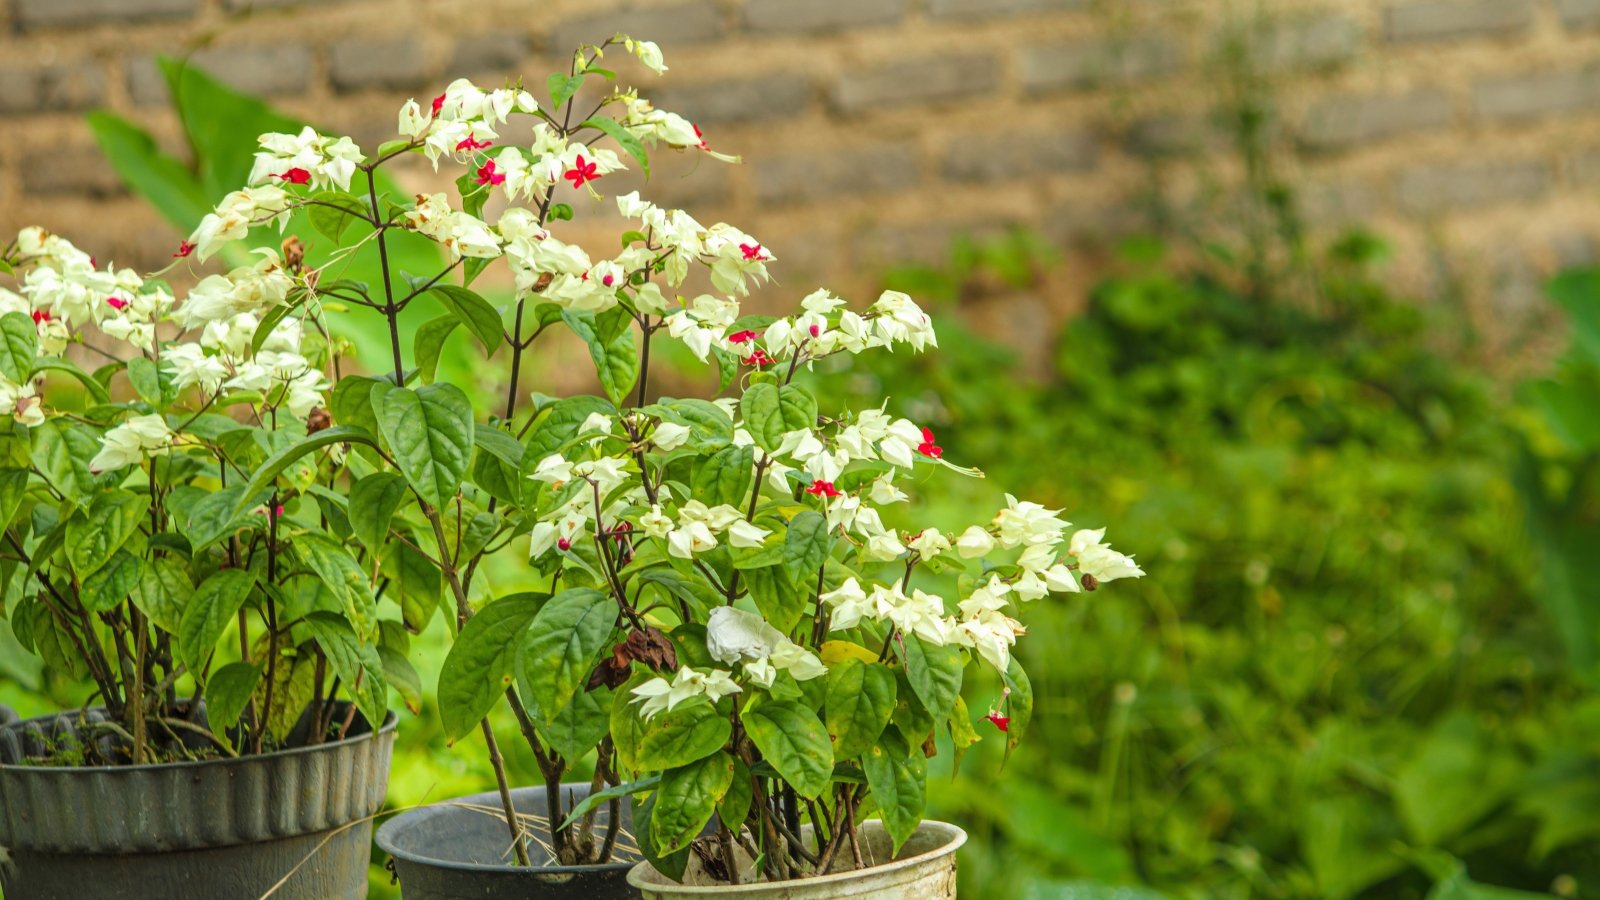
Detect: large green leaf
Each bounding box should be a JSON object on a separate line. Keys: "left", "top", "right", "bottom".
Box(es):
{"left": 133, "top": 555, "right": 193, "bottom": 634}
{"left": 582, "top": 115, "right": 651, "bottom": 178}
{"left": 234, "top": 426, "right": 379, "bottom": 516}
{"left": 66, "top": 491, "right": 148, "bottom": 578}
{"left": 185, "top": 484, "right": 264, "bottom": 553}
{"left": 562, "top": 309, "right": 639, "bottom": 407}
{"left": 348, "top": 472, "right": 408, "bottom": 555}
{"left": 742, "top": 700, "right": 833, "bottom": 799}
{"left": 0, "top": 313, "right": 38, "bottom": 385}
{"left": 902, "top": 634, "right": 964, "bottom": 724}
{"left": 825, "top": 659, "right": 897, "bottom": 761}
{"left": 782, "top": 509, "right": 833, "bottom": 586}
{"left": 413, "top": 315, "right": 461, "bottom": 386}
{"left": 80, "top": 551, "right": 143, "bottom": 615}
{"left": 636, "top": 701, "right": 731, "bottom": 771}
{"left": 862, "top": 727, "right": 926, "bottom": 853}
{"left": 1001, "top": 656, "right": 1034, "bottom": 761}
{"left": 205, "top": 661, "right": 262, "bottom": 732}
{"left": 650, "top": 752, "right": 734, "bottom": 855}
{"left": 740, "top": 383, "right": 816, "bottom": 452}
{"left": 177, "top": 568, "right": 256, "bottom": 670}
{"left": 294, "top": 533, "right": 378, "bottom": 639}
{"left": 743, "top": 565, "right": 806, "bottom": 634}
{"left": 431, "top": 285, "right": 503, "bottom": 354}
{"left": 691, "top": 445, "right": 753, "bottom": 507}
{"left": 301, "top": 611, "right": 387, "bottom": 731}
{"left": 86, "top": 110, "right": 212, "bottom": 228}
{"left": 540, "top": 683, "right": 613, "bottom": 761}
{"left": 516, "top": 587, "right": 615, "bottom": 723}
{"left": 377, "top": 384, "right": 476, "bottom": 509}
{"left": 436, "top": 594, "right": 542, "bottom": 740}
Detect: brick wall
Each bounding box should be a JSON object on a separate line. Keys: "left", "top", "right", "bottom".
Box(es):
{"left": 3, "top": 0, "right": 1600, "bottom": 337}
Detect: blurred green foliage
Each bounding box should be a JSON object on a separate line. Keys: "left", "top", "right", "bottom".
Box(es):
{"left": 800, "top": 230, "right": 1597, "bottom": 899}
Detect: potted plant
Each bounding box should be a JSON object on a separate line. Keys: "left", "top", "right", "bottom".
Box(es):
{"left": 0, "top": 158, "right": 404, "bottom": 896}
{"left": 320, "top": 33, "right": 1141, "bottom": 900}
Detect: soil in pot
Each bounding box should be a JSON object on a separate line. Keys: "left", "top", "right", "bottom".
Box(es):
{"left": 628, "top": 820, "right": 966, "bottom": 900}
{"left": 0, "top": 701, "right": 396, "bottom": 900}
{"left": 377, "top": 782, "right": 645, "bottom": 900}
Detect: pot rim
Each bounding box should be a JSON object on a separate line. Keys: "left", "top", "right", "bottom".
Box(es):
{"left": 376, "top": 785, "right": 638, "bottom": 876}
{"left": 625, "top": 820, "right": 967, "bottom": 894}
{"left": 0, "top": 707, "right": 398, "bottom": 775}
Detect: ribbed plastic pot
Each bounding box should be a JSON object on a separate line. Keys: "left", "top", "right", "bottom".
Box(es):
{"left": 377, "top": 783, "right": 641, "bottom": 899}
{"left": 627, "top": 820, "right": 966, "bottom": 900}
{"left": 0, "top": 705, "right": 16, "bottom": 726}
{"left": 0, "top": 703, "right": 396, "bottom": 900}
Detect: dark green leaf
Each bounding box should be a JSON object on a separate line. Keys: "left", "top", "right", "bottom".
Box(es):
{"left": 413, "top": 315, "right": 461, "bottom": 385}
{"left": 178, "top": 568, "right": 255, "bottom": 669}
{"left": 862, "top": 727, "right": 926, "bottom": 853}
{"left": 348, "top": 472, "right": 408, "bottom": 556}
{"left": 437, "top": 594, "right": 542, "bottom": 740}
{"left": 783, "top": 509, "right": 832, "bottom": 586}
{"left": 651, "top": 752, "right": 734, "bottom": 854}
{"left": 742, "top": 700, "right": 833, "bottom": 799}
{"left": 744, "top": 565, "right": 806, "bottom": 634}
{"left": 636, "top": 701, "right": 731, "bottom": 770}
{"left": 902, "top": 635, "right": 964, "bottom": 724}
{"left": 235, "top": 426, "right": 379, "bottom": 516}
{"left": 692, "top": 445, "right": 753, "bottom": 507}
{"left": 430, "top": 285, "right": 503, "bottom": 354}
{"left": 307, "top": 190, "right": 369, "bottom": 243}
{"left": 377, "top": 384, "right": 475, "bottom": 509}
{"left": 581, "top": 116, "right": 650, "bottom": 178}
{"left": 81, "top": 551, "right": 143, "bottom": 615}
{"left": 66, "top": 492, "right": 148, "bottom": 577}
{"left": 205, "top": 661, "right": 262, "bottom": 732}
{"left": 825, "top": 659, "right": 897, "bottom": 761}
{"left": 516, "top": 587, "right": 615, "bottom": 722}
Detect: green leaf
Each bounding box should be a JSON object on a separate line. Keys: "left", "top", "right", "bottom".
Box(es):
{"left": 177, "top": 568, "right": 256, "bottom": 670}
{"left": 383, "top": 540, "right": 441, "bottom": 633}
{"left": 557, "top": 774, "right": 662, "bottom": 832}
{"left": 430, "top": 285, "right": 503, "bottom": 354}
{"left": 133, "top": 555, "right": 192, "bottom": 634}
{"left": 691, "top": 445, "right": 753, "bottom": 507}
{"left": 302, "top": 611, "right": 387, "bottom": 731}
{"left": 66, "top": 491, "right": 148, "bottom": 578}
{"left": 1395, "top": 713, "right": 1523, "bottom": 847}
{"left": 378, "top": 645, "right": 423, "bottom": 715}
{"left": 740, "top": 382, "right": 783, "bottom": 452}
{"left": 126, "top": 356, "right": 163, "bottom": 406}
{"left": 185, "top": 485, "right": 260, "bottom": 553}
{"left": 902, "top": 634, "right": 963, "bottom": 724}
{"left": 330, "top": 378, "right": 383, "bottom": 435}
{"left": 413, "top": 315, "right": 461, "bottom": 385}
{"left": 32, "top": 358, "right": 111, "bottom": 404}
{"left": 718, "top": 756, "right": 753, "bottom": 829}
{"left": 0, "top": 467, "right": 30, "bottom": 531}
{"left": 348, "top": 472, "right": 408, "bottom": 556}
{"left": 581, "top": 115, "right": 650, "bottom": 178}
{"left": 541, "top": 683, "right": 613, "bottom": 761}
{"left": 377, "top": 383, "right": 475, "bottom": 509}
{"left": 562, "top": 309, "right": 639, "bottom": 407}
{"left": 205, "top": 661, "right": 262, "bottom": 732}
{"left": 825, "top": 659, "right": 897, "bottom": 761}
{"left": 1001, "top": 656, "right": 1033, "bottom": 761}
{"left": 783, "top": 509, "right": 833, "bottom": 586}
{"left": 948, "top": 695, "right": 980, "bottom": 774}
{"left": 32, "top": 419, "right": 107, "bottom": 505}
{"left": 86, "top": 110, "right": 211, "bottom": 228}
{"left": 0, "top": 313, "right": 38, "bottom": 386}
{"left": 635, "top": 791, "right": 691, "bottom": 882}
{"left": 548, "top": 72, "right": 585, "bottom": 111}
{"left": 862, "top": 727, "right": 926, "bottom": 853}
{"left": 437, "top": 594, "right": 542, "bottom": 740}
{"left": 650, "top": 752, "right": 734, "bottom": 854}
{"left": 235, "top": 426, "right": 379, "bottom": 516}
{"left": 307, "top": 190, "right": 369, "bottom": 244}
{"left": 744, "top": 565, "right": 806, "bottom": 634}
{"left": 295, "top": 532, "right": 379, "bottom": 639}
{"left": 742, "top": 700, "right": 833, "bottom": 799}
{"left": 646, "top": 398, "right": 732, "bottom": 452}
{"left": 81, "top": 551, "right": 143, "bottom": 614}
{"left": 516, "top": 587, "right": 615, "bottom": 722}
{"left": 636, "top": 701, "right": 731, "bottom": 771}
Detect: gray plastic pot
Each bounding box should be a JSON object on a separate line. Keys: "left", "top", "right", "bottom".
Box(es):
{"left": 377, "top": 782, "right": 642, "bottom": 899}
{"left": 0, "top": 703, "right": 396, "bottom": 900}
{"left": 0, "top": 705, "right": 16, "bottom": 726}
{"left": 628, "top": 820, "right": 966, "bottom": 899}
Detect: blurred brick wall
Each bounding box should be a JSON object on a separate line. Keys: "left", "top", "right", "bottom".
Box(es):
{"left": 3, "top": 0, "right": 1600, "bottom": 332}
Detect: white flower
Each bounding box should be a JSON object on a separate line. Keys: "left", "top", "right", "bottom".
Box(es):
{"left": 1070, "top": 528, "right": 1146, "bottom": 583}
{"left": 879, "top": 418, "right": 925, "bottom": 469}
{"left": 651, "top": 421, "right": 691, "bottom": 451}
{"left": 955, "top": 525, "right": 995, "bottom": 559}
{"left": 874, "top": 585, "right": 953, "bottom": 645}
{"left": 164, "top": 344, "right": 228, "bottom": 394}
{"left": 862, "top": 531, "right": 906, "bottom": 563}
{"left": 639, "top": 504, "right": 673, "bottom": 538}
{"left": 870, "top": 290, "right": 937, "bottom": 351}
{"left": 727, "top": 519, "right": 770, "bottom": 549}
{"left": 630, "top": 666, "right": 741, "bottom": 720}
{"left": 821, "top": 577, "right": 874, "bottom": 631}
{"left": 0, "top": 376, "right": 44, "bottom": 427}
{"left": 626, "top": 38, "right": 668, "bottom": 74}
{"left": 90, "top": 414, "right": 173, "bottom": 473}
{"left": 247, "top": 127, "right": 362, "bottom": 192}
{"left": 993, "top": 494, "right": 1070, "bottom": 548}
{"left": 666, "top": 520, "right": 717, "bottom": 558}
{"left": 906, "top": 527, "right": 950, "bottom": 560}
{"left": 956, "top": 609, "right": 1025, "bottom": 671}
{"left": 1043, "top": 564, "right": 1082, "bottom": 594}
{"left": 705, "top": 606, "right": 826, "bottom": 685}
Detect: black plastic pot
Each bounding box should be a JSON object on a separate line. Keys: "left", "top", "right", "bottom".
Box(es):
{"left": 0, "top": 703, "right": 396, "bottom": 900}
{"left": 377, "top": 782, "right": 642, "bottom": 899}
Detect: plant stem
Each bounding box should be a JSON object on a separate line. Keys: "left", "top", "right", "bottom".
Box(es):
{"left": 364, "top": 170, "right": 405, "bottom": 384}
{"left": 481, "top": 717, "right": 533, "bottom": 867}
